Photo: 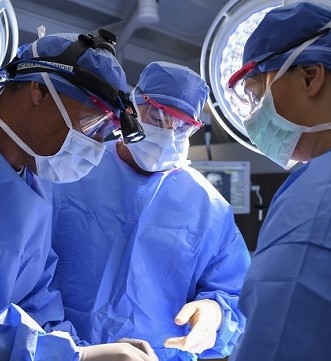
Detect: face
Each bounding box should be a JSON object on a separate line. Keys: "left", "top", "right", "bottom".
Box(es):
{"left": 18, "top": 91, "right": 107, "bottom": 160}
{"left": 244, "top": 67, "right": 329, "bottom": 163}
{"left": 29, "top": 94, "right": 90, "bottom": 156}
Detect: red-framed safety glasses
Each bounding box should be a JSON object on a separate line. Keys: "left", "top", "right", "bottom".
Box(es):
{"left": 143, "top": 95, "right": 203, "bottom": 128}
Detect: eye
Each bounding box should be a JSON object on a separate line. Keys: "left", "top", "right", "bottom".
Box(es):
{"left": 244, "top": 74, "right": 265, "bottom": 101}
{"left": 145, "top": 108, "right": 169, "bottom": 128}
{"left": 150, "top": 112, "right": 163, "bottom": 124}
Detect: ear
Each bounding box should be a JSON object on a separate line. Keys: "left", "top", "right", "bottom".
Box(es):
{"left": 29, "top": 81, "right": 47, "bottom": 105}
{"left": 300, "top": 64, "right": 325, "bottom": 97}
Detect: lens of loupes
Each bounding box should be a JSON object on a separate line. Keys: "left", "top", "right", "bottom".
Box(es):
{"left": 79, "top": 95, "right": 121, "bottom": 141}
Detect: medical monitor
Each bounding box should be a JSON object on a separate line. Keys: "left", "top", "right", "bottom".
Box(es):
{"left": 190, "top": 160, "right": 251, "bottom": 214}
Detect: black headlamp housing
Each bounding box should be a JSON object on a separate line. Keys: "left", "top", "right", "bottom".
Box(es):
{"left": 4, "top": 28, "right": 145, "bottom": 143}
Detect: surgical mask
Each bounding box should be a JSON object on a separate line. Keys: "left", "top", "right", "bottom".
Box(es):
{"left": 126, "top": 123, "right": 189, "bottom": 172}
{"left": 0, "top": 117, "right": 105, "bottom": 183}
{"left": 244, "top": 89, "right": 331, "bottom": 169}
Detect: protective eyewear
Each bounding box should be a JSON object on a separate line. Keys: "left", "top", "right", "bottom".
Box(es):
{"left": 80, "top": 94, "right": 121, "bottom": 141}
{"left": 142, "top": 95, "right": 203, "bottom": 139}
{"left": 227, "top": 26, "right": 331, "bottom": 112}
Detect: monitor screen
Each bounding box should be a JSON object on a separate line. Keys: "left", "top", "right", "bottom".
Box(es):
{"left": 190, "top": 160, "right": 251, "bottom": 214}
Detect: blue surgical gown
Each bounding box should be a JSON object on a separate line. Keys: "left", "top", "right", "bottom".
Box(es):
{"left": 52, "top": 140, "right": 251, "bottom": 361}
{"left": 0, "top": 154, "right": 80, "bottom": 360}
{"left": 230, "top": 151, "right": 331, "bottom": 361}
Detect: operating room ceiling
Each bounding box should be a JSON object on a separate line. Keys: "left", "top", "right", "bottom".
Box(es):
{"left": 12, "top": 0, "right": 228, "bottom": 86}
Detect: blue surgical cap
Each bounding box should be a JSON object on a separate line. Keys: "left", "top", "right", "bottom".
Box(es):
{"left": 133, "top": 61, "right": 209, "bottom": 119}
{"left": 3, "top": 33, "right": 127, "bottom": 114}
{"left": 243, "top": 2, "right": 331, "bottom": 75}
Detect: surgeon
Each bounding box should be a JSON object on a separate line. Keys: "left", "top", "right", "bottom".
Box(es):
{"left": 226, "top": 2, "right": 331, "bottom": 361}
{"left": 0, "top": 29, "right": 156, "bottom": 360}
{"left": 51, "top": 61, "right": 251, "bottom": 361}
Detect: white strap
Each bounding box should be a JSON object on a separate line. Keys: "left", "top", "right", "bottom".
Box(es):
{"left": 32, "top": 37, "right": 73, "bottom": 129}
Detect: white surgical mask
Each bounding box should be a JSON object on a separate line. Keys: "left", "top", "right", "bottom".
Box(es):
{"left": 126, "top": 123, "right": 189, "bottom": 172}
{"left": 0, "top": 118, "right": 105, "bottom": 183}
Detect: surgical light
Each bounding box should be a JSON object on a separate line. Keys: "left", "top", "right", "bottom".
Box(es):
{"left": 200, "top": 0, "right": 280, "bottom": 154}
{"left": 201, "top": 0, "right": 331, "bottom": 154}
{"left": 0, "top": 0, "right": 18, "bottom": 66}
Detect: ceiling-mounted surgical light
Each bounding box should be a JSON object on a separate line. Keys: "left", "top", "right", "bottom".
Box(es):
{"left": 201, "top": 0, "right": 281, "bottom": 154}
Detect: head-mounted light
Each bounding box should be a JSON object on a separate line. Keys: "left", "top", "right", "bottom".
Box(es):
{"left": 4, "top": 28, "right": 145, "bottom": 143}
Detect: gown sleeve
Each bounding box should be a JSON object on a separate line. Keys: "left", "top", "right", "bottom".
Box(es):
{"left": 0, "top": 248, "right": 83, "bottom": 360}
{"left": 0, "top": 162, "right": 84, "bottom": 360}
{"left": 0, "top": 303, "right": 80, "bottom": 361}
{"left": 196, "top": 213, "right": 251, "bottom": 359}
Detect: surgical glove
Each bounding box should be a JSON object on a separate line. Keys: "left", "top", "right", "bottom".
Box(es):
{"left": 78, "top": 341, "right": 159, "bottom": 361}
{"left": 118, "top": 338, "right": 158, "bottom": 361}
{"left": 164, "top": 299, "right": 222, "bottom": 354}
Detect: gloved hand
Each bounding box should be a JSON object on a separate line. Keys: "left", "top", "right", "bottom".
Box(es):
{"left": 118, "top": 338, "right": 158, "bottom": 361}
{"left": 164, "top": 299, "right": 222, "bottom": 354}
{"left": 78, "top": 340, "right": 159, "bottom": 361}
